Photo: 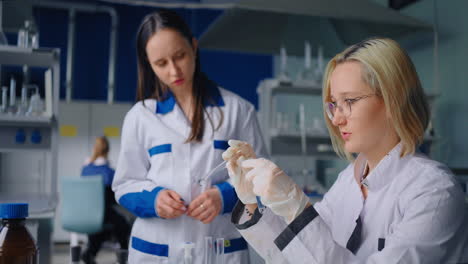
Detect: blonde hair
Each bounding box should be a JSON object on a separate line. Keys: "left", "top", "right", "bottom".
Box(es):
{"left": 322, "top": 37, "right": 429, "bottom": 160}
{"left": 90, "top": 136, "right": 110, "bottom": 163}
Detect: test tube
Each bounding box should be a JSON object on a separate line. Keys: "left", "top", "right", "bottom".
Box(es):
{"left": 1, "top": 86, "right": 7, "bottom": 113}
{"left": 215, "top": 238, "right": 224, "bottom": 264}
{"left": 8, "top": 77, "right": 17, "bottom": 114}
{"left": 203, "top": 236, "right": 213, "bottom": 264}
{"left": 17, "top": 85, "right": 28, "bottom": 115}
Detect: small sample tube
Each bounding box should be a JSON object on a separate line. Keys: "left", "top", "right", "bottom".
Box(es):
{"left": 215, "top": 238, "right": 225, "bottom": 264}
{"left": 204, "top": 236, "right": 213, "bottom": 264}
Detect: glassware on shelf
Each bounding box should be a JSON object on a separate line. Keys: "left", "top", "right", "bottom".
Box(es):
{"left": 17, "top": 85, "right": 28, "bottom": 115}
{"left": 27, "top": 85, "right": 44, "bottom": 116}
{"left": 8, "top": 77, "right": 17, "bottom": 114}
{"left": 1, "top": 86, "right": 7, "bottom": 113}
{"left": 277, "top": 46, "right": 291, "bottom": 83}
{"left": 307, "top": 117, "right": 327, "bottom": 136}
{"left": 296, "top": 41, "right": 319, "bottom": 87}
{"left": 17, "top": 20, "right": 39, "bottom": 49}
{"left": 314, "top": 45, "right": 325, "bottom": 83}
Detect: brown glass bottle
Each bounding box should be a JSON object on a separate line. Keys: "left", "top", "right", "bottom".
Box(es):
{"left": 0, "top": 203, "right": 38, "bottom": 264}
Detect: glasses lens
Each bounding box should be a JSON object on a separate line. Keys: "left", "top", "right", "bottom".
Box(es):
{"left": 326, "top": 103, "right": 334, "bottom": 120}
{"left": 345, "top": 101, "right": 352, "bottom": 117}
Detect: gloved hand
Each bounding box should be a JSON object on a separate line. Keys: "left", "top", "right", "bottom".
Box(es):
{"left": 242, "top": 158, "right": 309, "bottom": 223}
{"left": 222, "top": 140, "right": 257, "bottom": 204}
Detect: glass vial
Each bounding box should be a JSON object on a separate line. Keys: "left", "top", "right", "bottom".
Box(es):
{"left": 1, "top": 86, "right": 7, "bottom": 113}
{"left": 17, "top": 20, "right": 39, "bottom": 49}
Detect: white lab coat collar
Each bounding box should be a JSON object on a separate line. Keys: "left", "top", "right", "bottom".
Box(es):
{"left": 355, "top": 143, "right": 410, "bottom": 191}
{"left": 84, "top": 156, "right": 108, "bottom": 166}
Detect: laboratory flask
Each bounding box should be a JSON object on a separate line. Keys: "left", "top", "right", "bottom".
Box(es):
{"left": 0, "top": 203, "right": 38, "bottom": 264}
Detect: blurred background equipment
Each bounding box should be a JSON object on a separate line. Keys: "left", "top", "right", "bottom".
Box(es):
{"left": 199, "top": 0, "right": 432, "bottom": 57}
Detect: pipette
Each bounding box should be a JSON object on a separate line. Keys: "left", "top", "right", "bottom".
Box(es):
{"left": 200, "top": 160, "right": 265, "bottom": 209}
{"left": 199, "top": 160, "right": 227, "bottom": 192}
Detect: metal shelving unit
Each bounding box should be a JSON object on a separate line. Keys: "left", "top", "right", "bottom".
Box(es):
{"left": 0, "top": 46, "right": 60, "bottom": 264}
{"left": 257, "top": 78, "right": 335, "bottom": 158}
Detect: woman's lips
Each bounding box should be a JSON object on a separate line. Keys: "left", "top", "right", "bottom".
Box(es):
{"left": 173, "top": 78, "right": 184, "bottom": 85}
{"left": 341, "top": 132, "right": 351, "bottom": 140}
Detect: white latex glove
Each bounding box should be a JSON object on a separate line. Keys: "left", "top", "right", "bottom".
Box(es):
{"left": 242, "top": 158, "right": 309, "bottom": 223}
{"left": 222, "top": 140, "right": 257, "bottom": 204}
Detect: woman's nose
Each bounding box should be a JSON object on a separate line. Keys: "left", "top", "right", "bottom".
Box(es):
{"left": 168, "top": 61, "right": 181, "bottom": 76}
{"left": 332, "top": 108, "right": 346, "bottom": 126}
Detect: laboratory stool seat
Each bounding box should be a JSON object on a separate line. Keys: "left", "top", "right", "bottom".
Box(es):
{"left": 60, "top": 175, "right": 104, "bottom": 263}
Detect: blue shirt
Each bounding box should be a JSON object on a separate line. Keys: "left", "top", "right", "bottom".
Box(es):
{"left": 81, "top": 158, "right": 115, "bottom": 187}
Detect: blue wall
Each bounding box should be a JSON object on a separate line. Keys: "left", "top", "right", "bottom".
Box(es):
{"left": 25, "top": 4, "right": 272, "bottom": 107}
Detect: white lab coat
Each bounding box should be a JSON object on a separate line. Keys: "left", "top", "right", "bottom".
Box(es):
{"left": 113, "top": 85, "right": 268, "bottom": 263}
{"left": 233, "top": 143, "right": 468, "bottom": 264}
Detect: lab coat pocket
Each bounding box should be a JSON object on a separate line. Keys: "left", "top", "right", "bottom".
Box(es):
{"left": 148, "top": 143, "right": 174, "bottom": 187}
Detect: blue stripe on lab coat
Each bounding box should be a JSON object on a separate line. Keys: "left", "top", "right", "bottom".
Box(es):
{"left": 214, "top": 181, "right": 237, "bottom": 214}
{"left": 119, "top": 186, "right": 166, "bottom": 218}
{"left": 148, "top": 144, "right": 172, "bottom": 157}
{"left": 132, "top": 236, "right": 169, "bottom": 257}
{"left": 213, "top": 140, "right": 229, "bottom": 150}
{"left": 224, "top": 237, "right": 248, "bottom": 253}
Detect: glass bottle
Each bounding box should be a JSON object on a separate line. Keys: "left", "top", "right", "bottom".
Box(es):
{"left": 0, "top": 203, "right": 39, "bottom": 264}
{"left": 1, "top": 86, "right": 7, "bottom": 113}
{"left": 17, "top": 20, "right": 39, "bottom": 49}
{"left": 8, "top": 77, "right": 17, "bottom": 114}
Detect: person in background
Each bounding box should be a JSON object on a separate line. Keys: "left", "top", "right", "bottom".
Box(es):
{"left": 81, "top": 136, "right": 131, "bottom": 264}
{"left": 112, "top": 9, "right": 267, "bottom": 263}
{"left": 223, "top": 38, "right": 468, "bottom": 263}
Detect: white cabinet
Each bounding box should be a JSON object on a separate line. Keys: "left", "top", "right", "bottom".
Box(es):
{"left": 0, "top": 46, "right": 60, "bottom": 264}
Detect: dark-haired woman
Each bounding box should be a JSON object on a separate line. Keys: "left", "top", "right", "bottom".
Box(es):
{"left": 112, "top": 9, "right": 267, "bottom": 263}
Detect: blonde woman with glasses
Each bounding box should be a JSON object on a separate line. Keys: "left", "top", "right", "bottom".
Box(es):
{"left": 222, "top": 38, "right": 468, "bottom": 263}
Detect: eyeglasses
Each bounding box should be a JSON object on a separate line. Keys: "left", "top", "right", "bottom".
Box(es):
{"left": 325, "top": 94, "right": 374, "bottom": 120}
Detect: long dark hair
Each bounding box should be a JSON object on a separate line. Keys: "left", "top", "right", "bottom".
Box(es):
{"left": 135, "top": 9, "right": 222, "bottom": 142}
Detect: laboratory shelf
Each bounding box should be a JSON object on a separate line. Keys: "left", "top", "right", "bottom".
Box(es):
{"left": 0, "top": 194, "right": 56, "bottom": 217}
{"left": 0, "top": 114, "right": 54, "bottom": 126}
{"left": 0, "top": 46, "right": 60, "bottom": 67}
{"left": 0, "top": 45, "right": 60, "bottom": 264}
{"left": 270, "top": 85, "right": 322, "bottom": 96}
{"left": 270, "top": 134, "right": 335, "bottom": 157}
{"left": 257, "top": 78, "right": 330, "bottom": 155}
